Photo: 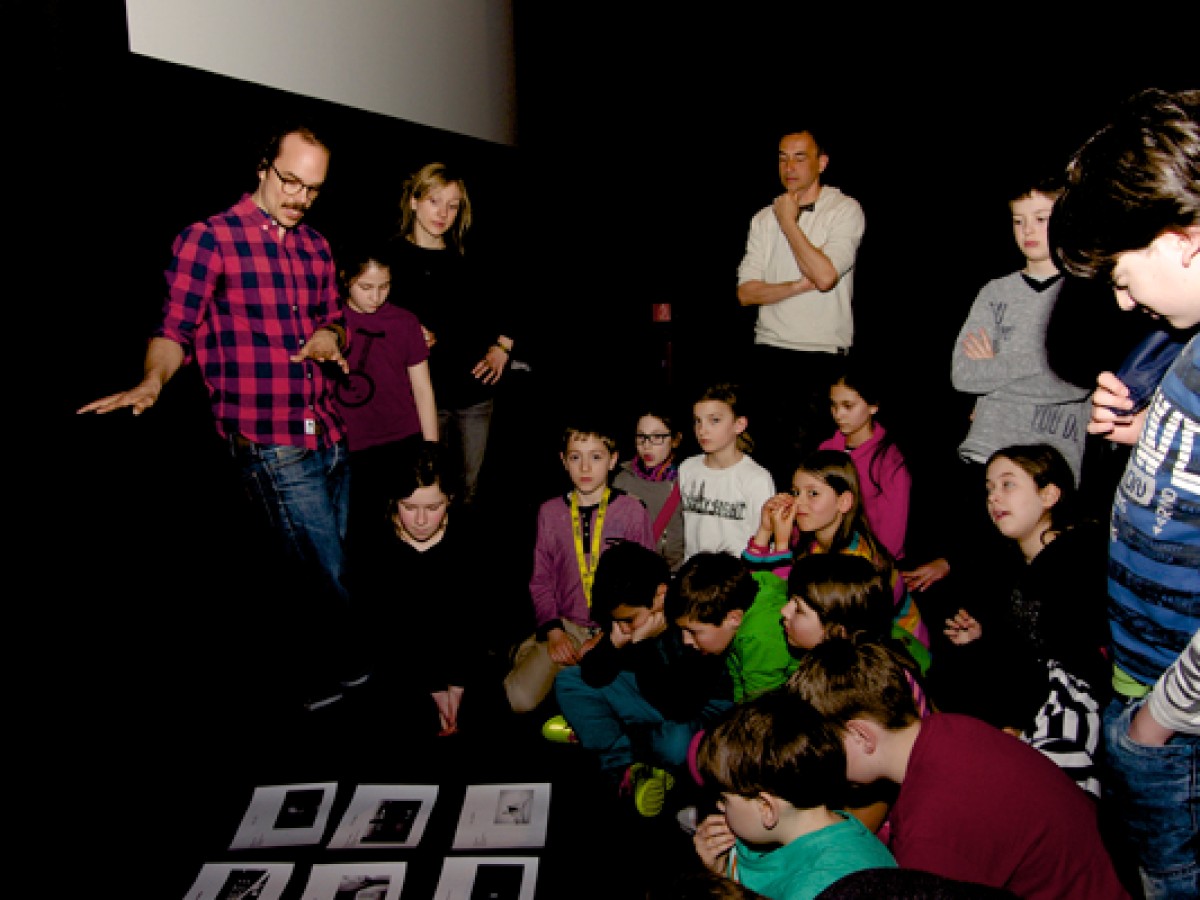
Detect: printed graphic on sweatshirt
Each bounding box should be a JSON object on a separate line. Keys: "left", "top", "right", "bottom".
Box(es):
{"left": 335, "top": 327, "right": 384, "bottom": 407}
{"left": 987, "top": 300, "right": 1016, "bottom": 349}
{"left": 1122, "top": 389, "right": 1200, "bottom": 537}
{"left": 1029, "top": 403, "right": 1083, "bottom": 444}
{"left": 681, "top": 481, "right": 749, "bottom": 522}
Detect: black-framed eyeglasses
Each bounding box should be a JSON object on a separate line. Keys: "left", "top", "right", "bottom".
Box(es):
{"left": 635, "top": 433, "right": 672, "bottom": 445}
{"left": 271, "top": 163, "right": 322, "bottom": 198}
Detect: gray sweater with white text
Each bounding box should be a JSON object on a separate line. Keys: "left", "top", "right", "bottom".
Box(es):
{"left": 951, "top": 271, "right": 1089, "bottom": 480}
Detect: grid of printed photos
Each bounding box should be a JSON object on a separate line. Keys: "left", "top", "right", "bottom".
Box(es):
{"left": 182, "top": 781, "right": 551, "bottom": 900}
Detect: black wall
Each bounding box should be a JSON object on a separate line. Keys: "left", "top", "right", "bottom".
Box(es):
{"left": 47, "top": 0, "right": 1193, "bottom": 683}
{"left": 510, "top": 7, "right": 1196, "bottom": 414}
{"left": 50, "top": 5, "right": 1195, "bottom": 444}
{"left": 38, "top": 9, "right": 1192, "bottom": 887}
{"left": 28, "top": 5, "right": 1190, "bottom": 897}
{"left": 45, "top": 10, "right": 1193, "bottom": 583}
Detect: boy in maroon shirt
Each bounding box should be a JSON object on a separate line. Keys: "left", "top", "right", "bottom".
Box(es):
{"left": 788, "top": 639, "right": 1130, "bottom": 900}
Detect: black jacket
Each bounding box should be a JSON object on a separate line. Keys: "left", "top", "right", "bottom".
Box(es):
{"left": 579, "top": 624, "right": 733, "bottom": 725}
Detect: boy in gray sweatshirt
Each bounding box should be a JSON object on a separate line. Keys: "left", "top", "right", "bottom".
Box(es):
{"left": 951, "top": 174, "right": 1091, "bottom": 483}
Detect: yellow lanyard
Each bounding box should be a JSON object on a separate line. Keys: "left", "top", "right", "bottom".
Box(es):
{"left": 571, "top": 487, "right": 609, "bottom": 606}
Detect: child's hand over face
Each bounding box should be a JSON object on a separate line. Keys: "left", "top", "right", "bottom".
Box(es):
{"left": 630, "top": 609, "right": 667, "bottom": 644}
{"left": 694, "top": 813, "right": 737, "bottom": 874}
{"left": 754, "top": 494, "right": 791, "bottom": 546}
{"left": 765, "top": 493, "right": 794, "bottom": 517}
{"left": 609, "top": 621, "right": 633, "bottom": 650}
{"left": 693, "top": 813, "right": 736, "bottom": 875}
{"left": 944, "top": 609, "right": 982, "bottom": 645}
{"left": 758, "top": 494, "right": 784, "bottom": 530}
{"left": 770, "top": 496, "right": 797, "bottom": 547}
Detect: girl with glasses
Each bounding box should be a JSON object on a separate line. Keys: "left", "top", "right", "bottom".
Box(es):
{"left": 613, "top": 404, "right": 686, "bottom": 572}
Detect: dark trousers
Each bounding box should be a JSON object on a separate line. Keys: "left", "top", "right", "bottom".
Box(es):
{"left": 745, "top": 343, "right": 847, "bottom": 487}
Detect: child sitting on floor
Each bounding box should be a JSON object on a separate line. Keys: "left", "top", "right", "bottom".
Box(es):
{"left": 931, "top": 443, "right": 1112, "bottom": 797}
{"left": 550, "top": 540, "right": 734, "bottom": 817}
{"left": 668, "top": 551, "right": 799, "bottom": 705}
{"left": 788, "top": 639, "right": 1130, "bottom": 900}
{"left": 669, "top": 550, "right": 802, "bottom": 833}
{"left": 744, "top": 449, "right": 930, "bottom": 675}
{"left": 504, "top": 416, "right": 654, "bottom": 714}
{"left": 613, "top": 402, "right": 687, "bottom": 571}
{"left": 818, "top": 357, "right": 911, "bottom": 563}
{"left": 691, "top": 691, "right": 897, "bottom": 899}
{"left": 679, "top": 383, "right": 776, "bottom": 561}
{"left": 782, "top": 553, "right": 933, "bottom": 839}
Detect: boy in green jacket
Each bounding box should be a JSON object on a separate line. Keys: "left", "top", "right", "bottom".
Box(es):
{"left": 668, "top": 551, "right": 798, "bottom": 703}
{"left": 668, "top": 550, "right": 802, "bottom": 833}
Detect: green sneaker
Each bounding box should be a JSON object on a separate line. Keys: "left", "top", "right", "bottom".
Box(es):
{"left": 541, "top": 714, "right": 578, "bottom": 744}
{"left": 629, "top": 763, "right": 675, "bottom": 817}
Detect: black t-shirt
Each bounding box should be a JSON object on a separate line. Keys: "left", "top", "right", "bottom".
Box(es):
{"left": 385, "top": 237, "right": 509, "bottom": 409}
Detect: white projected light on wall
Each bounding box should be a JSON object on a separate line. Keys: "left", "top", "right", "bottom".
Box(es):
{"left": 124, "top": 0, "right": 516, "bottom": 147}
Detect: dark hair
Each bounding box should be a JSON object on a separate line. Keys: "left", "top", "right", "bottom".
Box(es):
{"left": 792, "top": 450, "right": 893, "bottom": 575}
{"left": 786, "top": 638, "right": 921, "bottom": 731}
{"left": 1052, "top": 88, "right": 1200, "bottom": 280}
{"left": 1007, "top": 171, "right": 1065, "bottom": 206}
{"left": 697, "top": 691, "right": 848, "bottom": 810}
{"left": 383, "top": 441, "right": 459, "bottom": 515}
{"left": 634, "top": 399, "right": 682, "bottom": 434}
{"left": 633, "top": 402, "right": 684, "bottom": 443}
{"left": 828, "top": 357, "right": 908, "bottom": 499}
{"left": 590, "top": 540, "right": 670, "bottom": 616}
{"left": 667, "top": 552, "right": 758, "bottom": 624}
{"left": 780, "top": 126, "right": 827, "bottom": 158}
{"left": 786, "top": 553, "right": 894, "bottom": 643}
{"left": 985, "top": 443, "right": 1082, "bottom": 541}
{"left": 628, "top": 400, "right": 686, "bottom": 466}
{"left": 336, "top": 238, "right": 391, "bottom": 297}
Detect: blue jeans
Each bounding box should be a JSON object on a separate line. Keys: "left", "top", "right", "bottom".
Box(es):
{"left": 1102, "top": 695, "right": 1199, "bottom": 899}
{"left": 229, "top": 437, "right": 357, "bottom": 681}
{"left": 439, "top": 398, "right": 493, "bottom": 504}
{"left": 230, "top": 438, "right": 351, "bottom": 598}
{"left": 555, "top": 666, "right": 732, "bottom": 782}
